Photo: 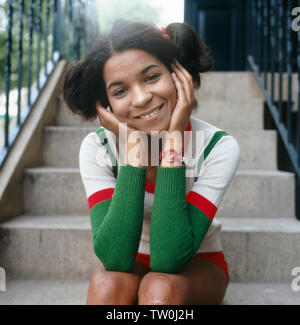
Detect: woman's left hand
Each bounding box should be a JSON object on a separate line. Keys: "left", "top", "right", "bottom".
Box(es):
{"left": 168, "top": 60, "right": 197, "bottom": 135}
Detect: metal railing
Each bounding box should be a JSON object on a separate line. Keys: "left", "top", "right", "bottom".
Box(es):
{"left": 247, "top": 0, "right": 300, "bottom": 175}
{"left": 247, "top": 0, "right": 300, "bottom": 218}
{"left": 0, "top": 0, "right": 99, "bottom": 167}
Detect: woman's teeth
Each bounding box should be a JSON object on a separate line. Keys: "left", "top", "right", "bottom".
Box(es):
{"left": 139, "top": 106, "right": 162, "bottom": 119}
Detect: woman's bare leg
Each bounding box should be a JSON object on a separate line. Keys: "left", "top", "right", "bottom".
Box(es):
{"left": 86, "top": 259, "right": 151, "bottom": 305}
{"left": 138, "top": 259, "right": 228, "bottom": 305}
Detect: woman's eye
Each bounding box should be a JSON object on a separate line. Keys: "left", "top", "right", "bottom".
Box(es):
{"left": 113, "top": 88, "right": 126, "bottom": 97}
{"left": 146, "top": 74, "right": 159, "bottom": 82}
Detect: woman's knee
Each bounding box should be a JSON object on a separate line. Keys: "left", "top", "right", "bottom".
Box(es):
{"left": 138, "top": 272, "right": 189, "bottom": 305}
{"left": 86, "top": 265, "right": 142, "bottom": 305}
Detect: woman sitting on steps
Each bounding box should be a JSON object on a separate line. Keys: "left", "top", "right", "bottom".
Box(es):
{"left": 63, "top": 20, "right": 240, "bottom": 305}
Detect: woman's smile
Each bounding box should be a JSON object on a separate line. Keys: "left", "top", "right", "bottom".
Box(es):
{"left": 135, "top": 103, "right": 164, "bottom": 122}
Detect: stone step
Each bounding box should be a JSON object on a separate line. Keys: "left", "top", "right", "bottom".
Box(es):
{"left": 0, "top": 279, "right": 88, "bottom": 305}
{"left": 219, "top": 217, "right": 300, "bottom": 282}
{"left": 57, "top": 95, "right": 265, "bottom": 131}
{"left": 23, "top": 167, "right": 89, "bottom": 215}
{"left": 223, "top": 282, "right": 300, "bottom": 305}
{"left": 195, "top": 72, "right": 264, "bottom": 100}
{"left": 22, "top": 167, "right": 295, "bottom": 218}
{"left": 219, "top": 169, "right": 295, "bottom": 219}
{"left": 56, "top": 96, "right": 99, "bottom": 127}
{"left": 0, "top": 279, "right": 298, "bottom": 305}
{"left": 42, "top": 126, "right": 277, "bottom": 170}
{"left": 42, "top": 126, "right": 94, "bottom": 168}
{"left": 0, "top": 280, "right": 299, "bottom": 305}
{"left": 228, "top": 129, "right": 277, "bottom": 170}
{"left": 0, "top": 215, "right": 300, "bottom": 282}
{"left": 0, "top": 215, "right": 97, "bottom": 280}
{"left": 192, "top": 98, "right": 264, "bottom": 130}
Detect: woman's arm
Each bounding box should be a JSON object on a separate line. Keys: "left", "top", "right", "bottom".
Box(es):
{"left": 80, "top": 128, "right": 147, "bottom": 273}
{"left": 90, "top": 164, "right": 146, "bottom": 273}
{"left": 149, "top": 61, "right": 240, "bottom": 273}
{"left": 84, "top": 102, "right": 148, "bottom": 273}
{"left": 149, "top": 134, "right": 240, "bottom": 274}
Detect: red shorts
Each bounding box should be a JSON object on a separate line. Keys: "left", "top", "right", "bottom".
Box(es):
{"left": 136, "top": 251, "right": 230, "bottom": 284}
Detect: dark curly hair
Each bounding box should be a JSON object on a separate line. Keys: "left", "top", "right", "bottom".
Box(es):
{"left": 63, "top": 20, "right": 214, "bottom": 120}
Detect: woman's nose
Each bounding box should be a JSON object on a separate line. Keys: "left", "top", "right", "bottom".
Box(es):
{"left": 131, "top": 85, "right": 152, "bottom": 107}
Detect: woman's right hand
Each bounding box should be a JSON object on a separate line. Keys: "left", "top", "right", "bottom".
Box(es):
{"left": 95, "top": 101, "right": 136, "bottom": 137}
{"left": 96, "top": 101, "right": 147, "bottom": 167}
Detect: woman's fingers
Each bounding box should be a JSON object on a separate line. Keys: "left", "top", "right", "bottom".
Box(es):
{"left": 171, "top": 67, "right": 188, "bottom": 104}
{"left": 95, "top": 101, "right": 107, "bottom": 118}
{"left": 96, "top": 101, "right": 120, "bottom": 135}
{"left": 171, "top": 61, "right": 194, "bottom": 105}
{"left": 96, "top": 102, "right": 112, "bottom": 129}
{"left": 172, "top": 72, "right": 186, "bottom": 104}
{"left": 175, "top": 61, "right": 194, "bottom": 101}
{"left": 95, "top": 102, "right": 105, "bottom": 125}
{"left": 175, "top": 60, "right": 193, "bottom": 89}
{"left": 95, "top": 101, "right": 139, "bottom": 138}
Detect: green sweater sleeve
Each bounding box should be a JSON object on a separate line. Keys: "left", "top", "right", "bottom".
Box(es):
{"left": 150, "top": 166, "right": 211, "bottom": 273}
{"left": 90, "top": 164, "right": 146, "bottom": 273}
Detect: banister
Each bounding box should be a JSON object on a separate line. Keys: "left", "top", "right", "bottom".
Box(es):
{"left": 0, "top": 0, "right": 99, "bottom": 167}
{"left": 247, "top": 0, "right": 300, "bottom": 219}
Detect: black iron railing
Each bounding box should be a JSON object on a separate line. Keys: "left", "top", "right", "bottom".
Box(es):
{"left": 247, "top": 0, "right": 300, "bottom": 177}
{"left": 246, "top": 0, "right": 300, "bottom": 218}
{"left": 0, "top": 0, "right": 99, "bottom": 166}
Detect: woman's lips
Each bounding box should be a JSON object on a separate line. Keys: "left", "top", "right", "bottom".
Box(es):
{"left": 137, "top": 104, "right": 164, "bottom": 122}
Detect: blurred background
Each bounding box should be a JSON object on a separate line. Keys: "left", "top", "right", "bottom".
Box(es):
{"left": 96, "top": 0, "right": 184, "bottom": 32}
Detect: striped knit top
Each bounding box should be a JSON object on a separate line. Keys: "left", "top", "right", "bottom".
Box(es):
{"left": 79, "top": 115, "right": 240, "bottom": 272}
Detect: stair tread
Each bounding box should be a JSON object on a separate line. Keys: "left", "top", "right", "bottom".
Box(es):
{"left": 44, "top": 125, "right": 96, "bottom": 131}
{"left": 1, "top": 215, "right": 299, "bottom": 232}
{"left": 0, "top": 279, "right": 298, "bottom": 305}
{"left": 0, "top": 215, "right": 91, "bottom": 229}
{"left": 237, "top": 169, "right": 293, "bottom": 176}
{"left": 219, "top": 217, "right": 300, "bottom": 232}
{"left": 25, "top": 166, "right": 80, "bottom": 172}
{"left": 1, "top": 215, "right": 299, "bottom": 282}
{"left": 223, "top": 282, "right": 300, "bottom": 305}
{"left": 0, "top": 279, "right": 88, "bottom": 305}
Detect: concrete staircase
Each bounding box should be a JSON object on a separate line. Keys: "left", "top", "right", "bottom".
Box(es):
{"left": 1, "top": 71, "right": 300, "bottom": 305}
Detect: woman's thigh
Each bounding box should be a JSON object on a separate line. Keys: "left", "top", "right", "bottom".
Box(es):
{"left": 138, "top": 259, "right": 228, "bottom": 305}
{"left": 181, "top": 258, "right": 228, "bottom": 304}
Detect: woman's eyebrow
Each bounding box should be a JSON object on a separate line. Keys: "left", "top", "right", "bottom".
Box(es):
{"left": 107, "top": 64, "right": 159, "bottom": 90}
{"left": 140, "top": 64, "right": 158, "bottom": 75}
{"left": 107, "top": 81, "right": 122, "bottom": 90}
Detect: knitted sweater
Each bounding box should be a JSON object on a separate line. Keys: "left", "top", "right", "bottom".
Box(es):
{"left": 79, "top": 116, "right": 240, "bottom": 273}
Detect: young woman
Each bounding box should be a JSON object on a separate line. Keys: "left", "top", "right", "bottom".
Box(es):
{"left": 63, "top": 20, "right": 240, "bottom": 305}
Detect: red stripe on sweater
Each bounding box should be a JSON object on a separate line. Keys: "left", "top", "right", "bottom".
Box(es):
{"left": 145, "top": 180, "right": 155, "bottom": 193}
{"left": 187, "top": 120, "right": 192, "bottom": 131}
{"left": 186, "top": 191, "right": 217, "bottom": 222}
{"left": 88, "top": 188, "right": 114, "bottom": 211}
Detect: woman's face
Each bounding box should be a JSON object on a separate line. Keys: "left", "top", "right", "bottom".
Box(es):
{"left": 103, "top": 49, "right": 177, "bottom": 135}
